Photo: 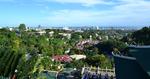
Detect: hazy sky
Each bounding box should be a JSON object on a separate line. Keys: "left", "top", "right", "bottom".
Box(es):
{"left": 0, "top": 0, "right": 150, "bottom": 27}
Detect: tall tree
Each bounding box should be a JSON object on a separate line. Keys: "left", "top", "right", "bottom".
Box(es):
{"left": 19, "top": 24, "right": 26, "bottom": 32}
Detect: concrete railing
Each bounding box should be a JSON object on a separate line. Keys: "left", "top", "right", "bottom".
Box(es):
{"left": 82, "top": 67, "right": 115, "bottom": 76}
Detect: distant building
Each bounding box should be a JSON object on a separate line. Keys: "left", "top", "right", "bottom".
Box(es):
{"left": 74, "top": 30, "right": 84, "bottom": 33}
{"left": 36, "top": 30, "right": 46, "bottom": 35}
{"left": 63, "top": 26, "right": 71, "bottom": 31}
{"left": 105, "top": 36, "right": 109, "bottom": 40}
{"left": 49, "top": 31, "right": 54, "bottom": 37}
{"left": 9, "top": 27, "right": 13, "bottom": 31}
{"left": 113, "top": 46, "right": 150, "bottom": 79}
{"left": 76, "top": 40, "right": 99, "bottom": 50}
{"left": 70, "top": 55, "right": 86, "bottom": 60}
{"left": 58, "top": 33, "right": 71, "bottom": 39}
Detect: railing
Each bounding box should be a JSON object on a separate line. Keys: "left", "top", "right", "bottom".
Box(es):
{"left": 82, "top": 67, "right": 115, "bottom": 77}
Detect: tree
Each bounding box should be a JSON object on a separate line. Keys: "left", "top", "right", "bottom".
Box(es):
{"left": 17, "top": 54, "right": 39, "bottom": 79}
{"left": 65, "top": 59, "right": 86, "bottom": 68}
{"left": 19, "top": 24, "right": 26, "bottom": 32}
{"left": 132, "top": 27, "right": 150, "bottom": 45}
{"left": 85, "top": 54, "right": 112, "bottom": 68}
{"left": 95, "top": 40, "right": 127, "bottom": 55}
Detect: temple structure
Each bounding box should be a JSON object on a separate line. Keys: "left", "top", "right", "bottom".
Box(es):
{"left": 113, "top": 46, "right": 150, "bottom": 79}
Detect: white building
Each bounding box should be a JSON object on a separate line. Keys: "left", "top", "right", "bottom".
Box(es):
{"left": 70, "top": 55, "right": 86, "bottom": 60}
{"left": 37, "top": 30, "right": 46, "bottom": 35}
{"left": 63, "top": 27, "right": 71, "bottom": 30}
{"left": 49, "top": 31, "right": 54, "bottom": 36}
{"left": 59, "top": 33, "right": 71, "bottom": 39}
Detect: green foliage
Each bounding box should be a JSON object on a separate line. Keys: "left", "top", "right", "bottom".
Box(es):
{"left": 40, "top": 56, "right": 52, "bottom": 70}
{"left": 0, "top": 25, "right": 131, "bottom": 78}
{"left": 85, "top": 54, "right": 112, "bottom": 68}
{"left": 49, "top": 38, "right": 66, "bottom": 55}
{"left": 132, "top": 27, "right": 150, "bottom": 45}
{"left": 71, "top": 32, "right": 81, "bottom": 40}
{"left": 0, "top": 51, "right": 21, "bottom": 77}
{"left": 19, "top": 24, "right": 26, "bottom": 32}
{"left": 0, "top": 31, "right": 23, "bottom": 77}
{"left": 17, "top": 55, "right": 39, "bottom": 79}
{"left": 65, "top": 60, "right": 86, "bottom": 68}
{"left": 96, "top": 39, "right": 127, "bottom": 54}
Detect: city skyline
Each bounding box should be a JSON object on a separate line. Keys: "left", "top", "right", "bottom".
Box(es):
{"left": 0, "top": 0, "right": 150, "bottom": 27}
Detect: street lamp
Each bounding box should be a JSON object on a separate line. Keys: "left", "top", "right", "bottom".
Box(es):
{"left": 15, "top": 69, "right": 18, "bottom": 73}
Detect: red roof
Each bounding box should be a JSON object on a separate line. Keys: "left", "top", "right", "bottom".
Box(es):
{"left": 52, "top": 55, "right": 72, "bottom": 62}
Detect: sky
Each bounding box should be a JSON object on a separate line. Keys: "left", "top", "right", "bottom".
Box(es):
{"left": 0, "top": 0, "right": 150, "bottom": 27}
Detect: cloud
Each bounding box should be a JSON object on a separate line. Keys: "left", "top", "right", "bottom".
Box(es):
{"left": 44, "top": 0, "right": 150, "bottom": 26}
{"left": 1, "top": 0, "right": 149, "bottom": 26}
{"left": 39, "top": 0, "right": 114, "bottom": 7}
{"left": 46, "top": 10, "right": 99, "bottom": 24}
{"left": 0, "top": 0, "right": 14, "bottom": 2}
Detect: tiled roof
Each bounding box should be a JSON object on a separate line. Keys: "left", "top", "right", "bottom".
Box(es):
{"left": 52, "top": 55, "right": 72, "bottom": 62}
{"left": 113, "top": 46, "right": 150, "bottom": 79}
{"left": 128, "top": 46, "right": 150, "bottom": 76}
